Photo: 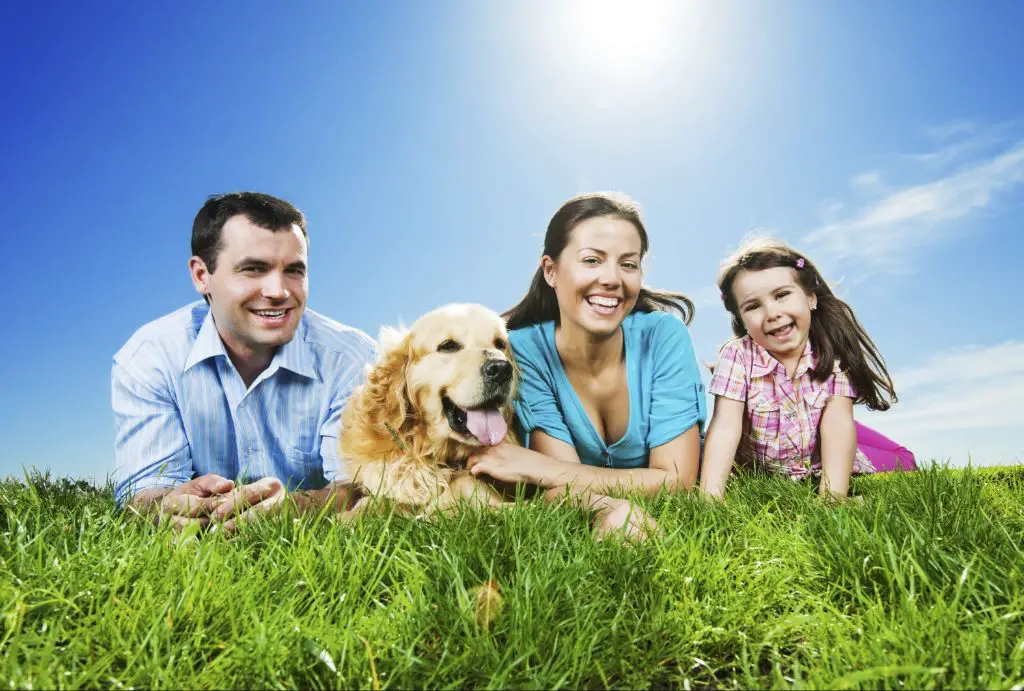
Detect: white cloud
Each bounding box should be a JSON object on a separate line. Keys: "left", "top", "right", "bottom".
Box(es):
{"left": 804, "top": 140, "right": 1024, "bottom": 268}
{"left": 850, "top": 171, "right": 881, "bottom": 189}
{"left": 858, "top": 341, "right": 1024, "bottom": 467}
{"left": 923, "top": 119, "right": 977, "bottom": 141}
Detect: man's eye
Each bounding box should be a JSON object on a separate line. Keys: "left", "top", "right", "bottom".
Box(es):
{"left": 438, "top": 339, "right": 462, "bottom": 353}
{"left": 287, "top": 268, "right": 306, "bottom": 276}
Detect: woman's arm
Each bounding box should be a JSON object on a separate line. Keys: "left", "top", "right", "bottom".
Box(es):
{"left": 818, "top": 396, "right": 857, "bottom": 498}
{"left": 698, "top": 396, "right": 745, "bottom": 500}
{"left": 468, "top": 425, "right": 701, "bottom": 497}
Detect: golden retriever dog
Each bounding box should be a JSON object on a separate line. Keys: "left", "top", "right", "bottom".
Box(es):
{"left": 340, "top": 303, "right": 518, "bottom": 514}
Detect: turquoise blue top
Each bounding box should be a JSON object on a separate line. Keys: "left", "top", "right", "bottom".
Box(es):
{"left": 509, "top": 310, "right": 707, "bottom": 469}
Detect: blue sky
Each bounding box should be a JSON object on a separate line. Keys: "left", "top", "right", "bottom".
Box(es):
{"left": 2, "top": 0, "right": 1022, "bottom": 483}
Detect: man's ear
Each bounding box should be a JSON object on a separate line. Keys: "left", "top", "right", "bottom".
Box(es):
{"left": 189, "top": 256, "right": 211, "bottom": 299}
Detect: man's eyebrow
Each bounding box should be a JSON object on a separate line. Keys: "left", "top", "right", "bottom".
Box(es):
{"left": 285, "top": 260, "right": 307, "bottom": 270}
{"left": 234, "top": 257, "right": 270, "bottom": 268}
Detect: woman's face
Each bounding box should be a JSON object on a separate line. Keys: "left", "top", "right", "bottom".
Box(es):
{"left": 542, "top": 215, "right": 644, "bottom": 338}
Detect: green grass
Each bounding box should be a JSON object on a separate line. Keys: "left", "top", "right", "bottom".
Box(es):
{"left": 1, "top": 466, "right": 1022, "bottom": 689}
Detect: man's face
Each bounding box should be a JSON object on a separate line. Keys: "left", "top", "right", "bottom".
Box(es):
{"left": 189, "top": 214, "right": 308, "bottom": 361}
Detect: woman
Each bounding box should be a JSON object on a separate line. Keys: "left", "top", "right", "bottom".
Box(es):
{"left": 467, "top": 192, "right": 706, "bottom": 508}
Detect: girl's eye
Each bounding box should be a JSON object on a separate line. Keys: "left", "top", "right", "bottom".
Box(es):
{"left": 437, "top": 339, "right": 462, "bottom": 353}
{"left": 742, "top": 303, "right": 758, "bottom": 313}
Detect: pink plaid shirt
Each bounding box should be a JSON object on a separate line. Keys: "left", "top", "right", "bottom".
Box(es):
{"left": 708, "top": 336, "right": 873, "bottom": 479}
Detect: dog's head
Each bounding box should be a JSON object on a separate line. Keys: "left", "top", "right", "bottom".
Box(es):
{"left": 354, "top": 303, "right": 517, "bottom": 462}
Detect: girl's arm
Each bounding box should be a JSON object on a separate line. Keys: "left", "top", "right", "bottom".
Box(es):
{"left": 818, "top": 396, "right": 857, "bottom": 498}
{"left": 698, "top": 396, "right": 745, "bottom": 500}
{"left": 468, "top": 425, "right": 702, "bottom": 497}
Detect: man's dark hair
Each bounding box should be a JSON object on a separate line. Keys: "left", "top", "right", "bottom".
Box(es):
{"left": 191, "top": 192, "right": 307, "bottom": 273}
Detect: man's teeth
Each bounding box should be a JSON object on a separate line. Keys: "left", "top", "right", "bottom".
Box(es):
{"left": 587, "top": 296, "right": 619, "bottom": 307}
{"left": 254, "top": 310, "right": 286, "bottom": 317}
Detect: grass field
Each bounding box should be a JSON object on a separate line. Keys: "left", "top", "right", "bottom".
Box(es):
{"left": 1, "top": 465, "right": 1022, "bottom": 689}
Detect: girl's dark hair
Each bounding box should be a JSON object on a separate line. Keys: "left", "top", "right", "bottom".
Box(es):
{"left": 503, "top": 192, "right": 694, "bottom": 331}
{"left": 717, "top": 237, "right": 897, "bottom": 411}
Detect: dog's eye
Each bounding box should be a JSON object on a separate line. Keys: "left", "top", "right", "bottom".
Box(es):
{"left": 437, "top": 339, "right": 462, "bottom": 353}
{"left": 493, "top": 338, "right": 507, "bottom": 350}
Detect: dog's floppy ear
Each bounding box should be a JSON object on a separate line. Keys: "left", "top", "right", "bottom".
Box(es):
{"left": 363, "top": 326, "right": 412, "bottom": 434}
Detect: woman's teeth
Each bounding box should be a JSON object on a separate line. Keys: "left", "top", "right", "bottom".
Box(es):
{"left": 587, "top": 296, "right": 619, "bottom": 309}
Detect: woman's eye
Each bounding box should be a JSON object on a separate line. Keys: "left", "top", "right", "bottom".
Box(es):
{"left": 621, "top": 262, "right": 639, "bottom": 270}
{"left": 777, "top": 290, "right": 790, "bottom": 298}
{"left": 582, "top": 257, "right": 600, "bottom": 265}
{"left": 437, "top": 339, "right": 462, "bottom": 353}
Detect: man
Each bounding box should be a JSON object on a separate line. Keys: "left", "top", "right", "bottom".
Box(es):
{"left": 113, "top": 192, "right": 376, "bottom": 531}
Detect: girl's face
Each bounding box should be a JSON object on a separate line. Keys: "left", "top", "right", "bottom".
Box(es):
{"left": 542, "top": 215, "right": 643, "bottom": 339}
{"left": 731, "top": 266, "right": 817, "bottom": 362}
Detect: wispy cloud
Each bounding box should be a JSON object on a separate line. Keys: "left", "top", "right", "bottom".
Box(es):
{"left": 923, "top": 119, "right": 977, "bottom": 141}
{"left": 803, "top": 138, "right": 1024, "bottom": 269}
{"left": 850, "top": 171, "right": 881, "bottom": 189}
{"left": 859, "top": 341, "right": 1024, "bottom": 465}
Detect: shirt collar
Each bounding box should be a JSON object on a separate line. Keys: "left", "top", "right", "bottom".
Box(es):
{"left": 749, "top": 337, "right": 815, "bottom": 379}
{"left": 183, "top": 309, "right": 317, "bottom": 381}
{"left": 184, "top": 308, "right": 227, "bottom": 372}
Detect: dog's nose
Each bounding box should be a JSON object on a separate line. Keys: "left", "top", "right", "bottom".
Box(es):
{"left": 481, "top": 358, "right": 512, "bottom": 384}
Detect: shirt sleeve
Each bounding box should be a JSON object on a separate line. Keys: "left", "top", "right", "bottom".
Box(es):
{"left": 646, "top": 315, "right": 708, "bottom": 448}
{"left": 319, "top": 335, "right": 379, "bottom": 484}
{"left": 112, "top": 357, "right": 193, "bottom": 507}
{"left": 829, "top": 363, "right": 858, "bottom": 400}
{"left": 708, "top": 340, "right": 748, "bottom": 402}
{"left": 510, "top": 333, "right": 574, "bottom": 447}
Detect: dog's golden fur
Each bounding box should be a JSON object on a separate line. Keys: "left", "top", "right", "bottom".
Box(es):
{"left": 340, "top": 304, "right": 518, "bottom": 511}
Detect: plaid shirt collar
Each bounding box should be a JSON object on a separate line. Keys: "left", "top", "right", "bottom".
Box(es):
{"left": 749, "top": 337, "right": 816, "bottom": 380}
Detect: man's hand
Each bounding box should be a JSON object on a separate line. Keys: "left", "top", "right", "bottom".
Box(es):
{"left": 144, "top": 474, "right": 235, "bottom": 531}
{"left": 208, "top": 477, "right": 287, "bottom": 533}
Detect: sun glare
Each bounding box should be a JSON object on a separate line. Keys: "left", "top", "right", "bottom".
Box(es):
{"left": 562, "top": 0, "right": 686, "bottom": 74}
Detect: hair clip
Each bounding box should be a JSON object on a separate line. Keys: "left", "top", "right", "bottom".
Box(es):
{"left": 795, "top": 258, "right": 805, "bottom": 269}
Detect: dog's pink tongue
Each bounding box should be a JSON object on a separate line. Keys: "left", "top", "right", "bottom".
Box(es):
{"left": 465, "top": 408, "right": 507, "bottom": 446}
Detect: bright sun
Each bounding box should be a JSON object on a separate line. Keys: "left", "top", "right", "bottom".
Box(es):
{"left": 561, "top": 0, "right": 688, "bottom": 74}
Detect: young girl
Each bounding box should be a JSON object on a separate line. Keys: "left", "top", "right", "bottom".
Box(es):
{"left": 699, "top": 237, "right": 916, "bottom": 500}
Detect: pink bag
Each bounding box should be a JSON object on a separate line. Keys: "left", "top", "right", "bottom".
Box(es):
{"left": 855, "top": 421, "right": 917, "bottom": 472}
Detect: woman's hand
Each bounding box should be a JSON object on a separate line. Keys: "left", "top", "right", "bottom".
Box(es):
{"left": 592, "top": 497, "right": 658, "bottom": 542}
{"left": 466, "top": 443, "right": 550, "bottom": 486}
